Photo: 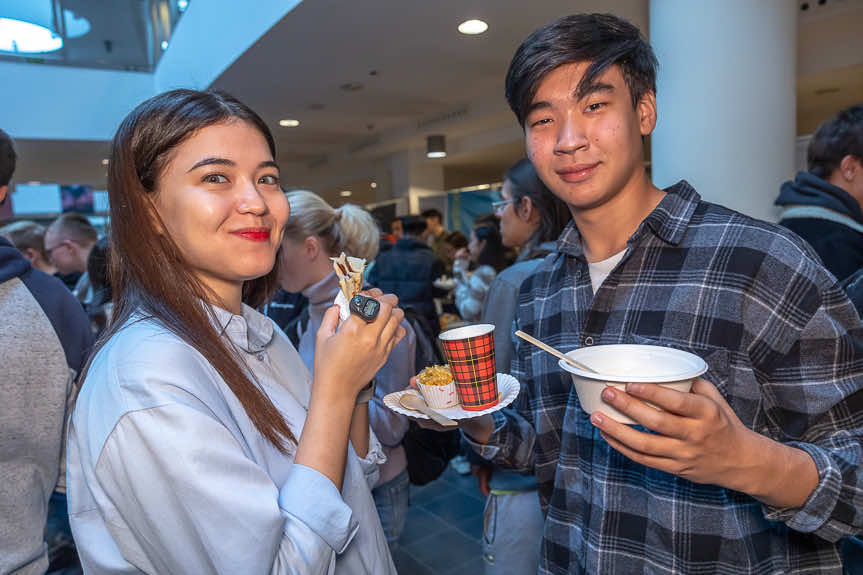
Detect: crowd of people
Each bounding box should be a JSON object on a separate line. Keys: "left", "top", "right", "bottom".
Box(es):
{"left": 1, "top": 11, "right": 862, "bottom": 575}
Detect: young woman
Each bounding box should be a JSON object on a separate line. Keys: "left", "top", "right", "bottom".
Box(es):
{"left": 452, "top": 222, "right": 508, "bottom": 322}
{"left": 476, "top": 158, "right": 570, "bottom": 575}
{"left": 67, "top": 89, "right": 404, "bottom": 574}
{"left": 277, "top": 191, "right": 415, "bottom": 554}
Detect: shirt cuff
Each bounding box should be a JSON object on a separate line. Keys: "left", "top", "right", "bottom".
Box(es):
{"left": 762, "top": 442, "right": 843, "bottom": 540}
{"left": 462, "top": 410, "right": 508, "bottom": 460}
{"left": 279, "top": 464, "right": 359, "bottom": 553}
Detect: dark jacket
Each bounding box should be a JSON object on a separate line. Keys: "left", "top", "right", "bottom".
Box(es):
{"left": 776, "top": 171, "right": 863, "bottom": 281}
{"left": 368, "top": 237, "right": 444, "bottom": 325}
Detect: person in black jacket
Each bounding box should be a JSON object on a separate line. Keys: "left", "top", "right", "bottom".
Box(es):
{"left": 776, "top": 105, "right": 863, "bottom": 282}
{"left": 368, "top": 215, "right": 444, "bottom": 329}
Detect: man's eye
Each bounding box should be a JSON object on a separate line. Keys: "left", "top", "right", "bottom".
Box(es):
{"left": 259, "top": 174, "right": 279, "bottom": 185}
{"left": 203, "top": 174, "right": 228, "bottom": 184}
{"left": 530, "top": 118, "right": 552, "bottom": 128}
{"left": 586, "top": 102, "right": 606, "bottom": 112}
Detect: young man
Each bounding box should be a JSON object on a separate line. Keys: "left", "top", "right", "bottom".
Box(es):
{"left": 450, "top": 14, "right": 862, "bottom": 574}
{"left": 44, "top": 212, "right": 98, "bottom": 303}
{"left": 776, "top": 105, "right": 863, "bottom": 283}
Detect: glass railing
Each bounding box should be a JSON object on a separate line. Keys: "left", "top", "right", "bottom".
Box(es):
{"left": 0, "top": 0, "right": 189, "bottom": 72}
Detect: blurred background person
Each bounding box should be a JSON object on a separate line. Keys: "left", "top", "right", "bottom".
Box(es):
{"left": 44, "top": 213, "right": 98, "bottom": 303}
{"left": 0, "top": 220, "right": 56, "bottom": 276}
{"left": 472, "top": 158, "right": 571, "bottom": 575}
{"left": 278, "top": 190, "right": 415, "bottom": 555}
{"left": 452, "top": 220, "right": 509, "bottom": 322}
{"left": 83, "top": 237, "right": 112, "bottom": 336}
{"left": 776, "top": 104, "right": 863, "bottom": 282}
{"left": 422, "top": 207, "right": 455, "bottom": 273}
{"left": 369, "top": 214, "right": 445, "bottom": 330}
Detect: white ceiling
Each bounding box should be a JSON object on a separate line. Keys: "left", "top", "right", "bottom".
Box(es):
{"left": 6, "top": 0, "right": 863, "bottom": 211}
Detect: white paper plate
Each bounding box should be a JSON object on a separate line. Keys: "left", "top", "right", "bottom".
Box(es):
{"left": 384, "top": 373, "right": 519, "bottom": 420}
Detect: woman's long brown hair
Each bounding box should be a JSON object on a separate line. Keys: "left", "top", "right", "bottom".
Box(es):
{"left": 88, "top": 89, "right": 296, "bottom": 451}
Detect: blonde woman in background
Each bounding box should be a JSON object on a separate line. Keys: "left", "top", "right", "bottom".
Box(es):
{"left": 278, "top": 191, "right": 416, "bottom": 555}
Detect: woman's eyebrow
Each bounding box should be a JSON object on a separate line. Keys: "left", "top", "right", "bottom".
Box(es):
{"left": 187, "top": 157, "right": 235, "bottom": 173}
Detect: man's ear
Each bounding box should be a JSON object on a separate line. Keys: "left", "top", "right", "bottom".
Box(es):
{"left": 839, "top": 155, "right": 861, "bottom": 182}
{"left": 21, "top": 247, "right": 38, "bottom": 263}
{"left": 0, "top": 185, "right": 7, "bottom": 205}
{"left": 637, "top": 91, "right": 657, "bottom": 137}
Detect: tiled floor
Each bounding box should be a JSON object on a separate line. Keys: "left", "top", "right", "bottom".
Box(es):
{"left": 392, "top": 466, "right": 487, "bottom": 575}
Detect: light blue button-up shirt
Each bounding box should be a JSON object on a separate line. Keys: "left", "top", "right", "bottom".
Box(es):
{"left": 67, "top": 303, "right": 396, "bottom": 574}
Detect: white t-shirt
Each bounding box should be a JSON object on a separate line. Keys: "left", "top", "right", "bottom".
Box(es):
{"left": 587, "top": 249, "right": 627, "bottom": 293}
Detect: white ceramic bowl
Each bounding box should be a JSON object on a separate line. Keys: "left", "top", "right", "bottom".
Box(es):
{"left": 558, "top": 344, "right": 708, "bottom": 424}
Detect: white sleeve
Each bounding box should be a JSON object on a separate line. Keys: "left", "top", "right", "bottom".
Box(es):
{"left": 96, "top": 403, "right": 358, "bottom": 575}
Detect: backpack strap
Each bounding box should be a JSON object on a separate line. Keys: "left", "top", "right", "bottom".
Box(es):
{"left": 780, "top": 205, "right": 863, "bottom": 235}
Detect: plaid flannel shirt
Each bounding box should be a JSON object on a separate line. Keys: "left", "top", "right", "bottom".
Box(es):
{"left": 468, "top": 182, "right": 863, "bottom": 574}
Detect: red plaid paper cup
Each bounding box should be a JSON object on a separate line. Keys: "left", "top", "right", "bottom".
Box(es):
{"left": 439, "top": 323, "right": 498, "bottom": 411}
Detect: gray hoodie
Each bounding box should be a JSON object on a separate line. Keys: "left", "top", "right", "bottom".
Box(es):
{"left": 0, "top": 236, "right": 92, "bottom": 575}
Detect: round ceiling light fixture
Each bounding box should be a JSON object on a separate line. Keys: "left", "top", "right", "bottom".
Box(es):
{"left": 458, "top": 19, "right": 488, "bottom": 35}
{"left": 279, "top": 119, "right": 300, "bottom": 127}
{"left": 0, "top": 18, "right": 62, "bottom": 53}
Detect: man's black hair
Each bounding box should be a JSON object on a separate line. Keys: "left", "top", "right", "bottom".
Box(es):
{"left": 807, "top": 104, "right": 863, "bottom": 180}
{"left": 0, "top": 128, "right": 16, "bottom": 187}
{"left": 400, "top": 215, "right": 427, "bottom": 237}
{"left": 421, "top": 208, "right": 443, "bottom": 222}
{"left": 505, "top": 13, "right": 658, "bottom": 127}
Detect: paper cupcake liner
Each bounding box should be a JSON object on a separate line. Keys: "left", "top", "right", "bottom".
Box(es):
{"left": 417, "top": 381, "right": 460, "bottom": 409}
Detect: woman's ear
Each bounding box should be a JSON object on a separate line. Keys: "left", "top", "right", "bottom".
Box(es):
{"left": 519, "top": 197, "right": 537, "bottom": 222}
{"left": 303, "top": 235, "right": 320, "bottom": 261}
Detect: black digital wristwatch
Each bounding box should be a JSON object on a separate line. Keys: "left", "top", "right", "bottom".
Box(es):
{"left": 349, "top": 294, "right": 381, "bottom": 322}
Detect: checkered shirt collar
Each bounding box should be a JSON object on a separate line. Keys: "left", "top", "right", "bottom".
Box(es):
{"left": 556, "top": 180, "right": 701, "bottom": 258}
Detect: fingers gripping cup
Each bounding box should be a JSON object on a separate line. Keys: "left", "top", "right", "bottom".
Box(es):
{"left": 439, "top": 323, "right": 499, "bottom": 411}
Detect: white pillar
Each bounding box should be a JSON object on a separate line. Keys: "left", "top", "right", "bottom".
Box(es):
{"left": 388, "top": 149, "right": 445, "bottom": 216}
{"left": 649, "top": 0, "right": 796, "bottom": 222}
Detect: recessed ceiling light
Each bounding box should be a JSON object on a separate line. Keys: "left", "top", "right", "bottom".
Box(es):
{"left": 160, "top": 40, "right": 168, "bottom": 51}
{"left": 177, "top": 0, "right": 189, "bottom": 12}
{"left": 339, "top": 190, "right": 352, "bottom": 197}
{"left": 101, "top": 158, "right": 110, "bottom": 166}
{"left": 370, "top": 182, "right": 377, "bottom": 189}
{"left": 458, "top": 19, "right": 488, "bottom": 35}
{"left": 0, "top": 18, "right": 63, "bottom": 53}
{"left": 279, "top": 119, "right": 300, "bottom": 127}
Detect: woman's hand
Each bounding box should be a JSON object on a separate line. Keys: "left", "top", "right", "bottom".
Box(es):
{"left": 313, "top": 288, "right": 406, "bottom": 401}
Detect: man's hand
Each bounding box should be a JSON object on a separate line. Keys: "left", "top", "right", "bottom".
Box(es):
{"left": 590, "top": 377, "right": 818, "bottom": 508}
{"left": 405, "top": 377, "right": 495, "bottom": 442}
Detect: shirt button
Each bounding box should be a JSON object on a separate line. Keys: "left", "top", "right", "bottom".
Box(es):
{"left": 584, "top": 336, "right": 594, "bottom": 346}
{"left": 256, "top": 353, "right": 265, "bottom": 361}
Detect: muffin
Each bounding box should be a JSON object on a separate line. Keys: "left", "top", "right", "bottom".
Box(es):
{"left": 416, "top": 365, "right": 459, "bottom": 409}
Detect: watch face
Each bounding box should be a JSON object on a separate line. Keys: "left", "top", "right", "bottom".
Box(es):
{"left": 363, "top": 299, "right": 379, "bottom": 316}
{"left": 350, "top": 294, "right": 380, "bottom": 321}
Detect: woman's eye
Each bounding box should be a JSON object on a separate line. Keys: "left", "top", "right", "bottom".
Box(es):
{"left": 203, "top": 174, "right": 228, "bottom": 184}
{"left": 258, "top": 174, "right": 279, "bottom": 185}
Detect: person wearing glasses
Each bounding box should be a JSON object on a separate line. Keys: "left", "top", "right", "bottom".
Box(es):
{"left": 469, "top": 159, "right": 570, "bottom": 575}
{"left": 44, "top": 212, "right": 98, "bottom": 300}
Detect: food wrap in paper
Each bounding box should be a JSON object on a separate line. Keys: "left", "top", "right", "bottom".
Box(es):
{"left": 331, "top": 252, "right": 366, "bottom": 321}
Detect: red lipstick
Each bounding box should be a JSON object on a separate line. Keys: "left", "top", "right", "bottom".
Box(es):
{"left": 231, "top": 228, "right": 270, "bottom": 242}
